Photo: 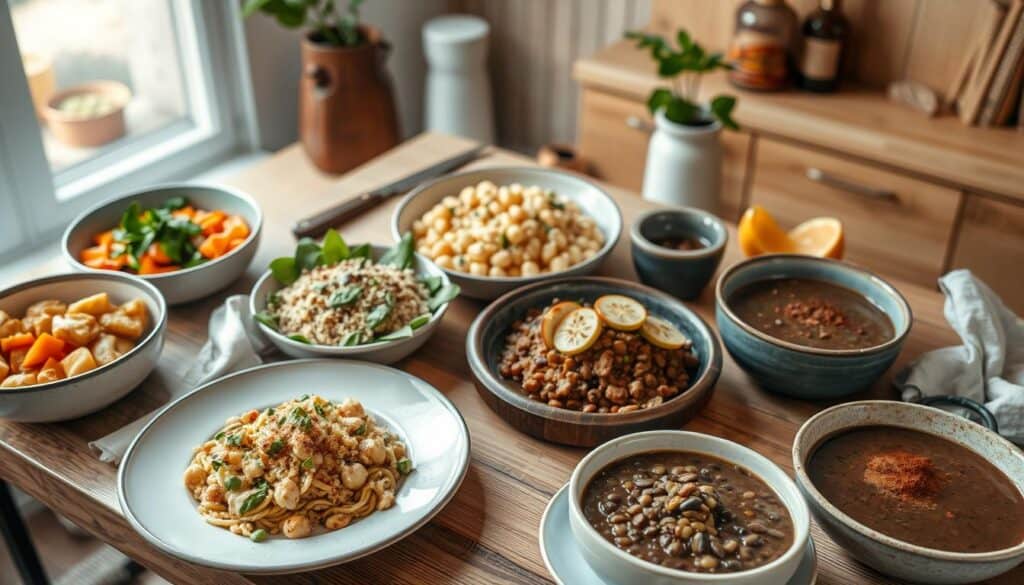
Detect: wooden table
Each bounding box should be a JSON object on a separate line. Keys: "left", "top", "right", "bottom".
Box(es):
{"left": 0, "top": 133, "right": 1018, "bottom": 585}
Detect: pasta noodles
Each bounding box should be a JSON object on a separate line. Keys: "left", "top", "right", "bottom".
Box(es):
{"left": 183, "top": 395, "right": 411, "bottom": 541}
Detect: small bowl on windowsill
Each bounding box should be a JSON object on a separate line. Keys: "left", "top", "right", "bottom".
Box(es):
{"left": 43, "top": 81, "right": 132, "bottom": 148}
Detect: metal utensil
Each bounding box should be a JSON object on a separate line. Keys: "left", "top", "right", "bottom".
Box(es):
{"left": 292, "top": 145, "right": 487, "bottom": 239}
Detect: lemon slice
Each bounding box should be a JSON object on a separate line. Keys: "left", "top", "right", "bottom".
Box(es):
{"left": 594, "top": 294, "right": 647, "bottom": 331}
{"left": 641, "top": 316, "right": 689, "bottom": 350}
{"left": 553, "top": 308, "right": 602, "bottom": 355}
{"left": 541, "top": 300, "right": 581, "bottom": 349}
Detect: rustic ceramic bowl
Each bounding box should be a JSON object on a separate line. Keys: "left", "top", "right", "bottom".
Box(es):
{"left": 63, "top": 183, "right": 263, "bottom": 305}
{"left": 42, "top": 80, "right": 131, "bottom": 147}
{"left": 793, "top": 400, "right": 1024, "bottom": 584}
{"left": 631, "top": 208, "right": 728, "bottom": 300}
{"left": 391, "top": 166, "right": 622, "bottom": 300}
{"left": 0, "top": 272, "right": 166, "bottom": 422}
{"left": 714, "top": 255, "right": 912, "bottom": 398}
{"left": 568, "top": 430, "right": 811, "bottom": 585}
{"left": 466, "top": 277, "right": 722, "bottom": 446}
{"left": 249, "top": 245, "right": 453, "bottom": 364}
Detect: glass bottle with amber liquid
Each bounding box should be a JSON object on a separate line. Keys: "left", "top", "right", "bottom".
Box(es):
{"left": 728, "top": 0, "right": 799, "bottom": 91}
{"left": 798, "top": 0, "right": 849, "bottom": 92}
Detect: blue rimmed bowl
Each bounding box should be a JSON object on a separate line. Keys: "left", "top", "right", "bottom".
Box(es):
{"left": 714, "top": 255, "right": 912, "bottom": 399}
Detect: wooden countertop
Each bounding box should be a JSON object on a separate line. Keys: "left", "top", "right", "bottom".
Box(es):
{"left": 0, "top": 133, "right": 1019, "bottom": 585}
{"left": 574, "top": 40, "right": 1024, "bottom": 202}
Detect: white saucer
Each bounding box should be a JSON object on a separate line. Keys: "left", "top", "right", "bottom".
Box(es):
{"left": 539, "top": 483, "right": 818, "bottom": 585}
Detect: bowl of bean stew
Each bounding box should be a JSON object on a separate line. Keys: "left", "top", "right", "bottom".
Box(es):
{"left": 568, "top": 430, "right": 810, "bottom": 585}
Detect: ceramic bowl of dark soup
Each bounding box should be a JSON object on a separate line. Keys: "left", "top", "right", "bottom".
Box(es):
{"left": 714, "top": 255, "right": 911, "bottom": 398}
{"left": 631, "top": 208, "right": 728, "bottom": 301}
{"left": 793, "top": 401, "right": 1024, "bottom": 584}
{"left": 569, "top": 430, "right": 811, "bottom": 585}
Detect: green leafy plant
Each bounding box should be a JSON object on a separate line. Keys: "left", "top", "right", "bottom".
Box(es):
{"left": 626, "top": 30, "right": 738, "bottom": 130}
{"left": 243, "top": 0, "right": 367, "bottom": 46}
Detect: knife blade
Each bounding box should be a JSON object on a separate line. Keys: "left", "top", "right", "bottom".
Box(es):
{"left": 291, "top": 145, "right": 487, "bottom": 239}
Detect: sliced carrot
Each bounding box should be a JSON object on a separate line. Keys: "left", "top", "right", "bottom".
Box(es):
{"left": 94, "top": 230, "right": 115, "bottom": 247}
{"left": 81, "top": 245, "right": 109, "bottom": 263}
{"left": 22, "top": 333, "right": 65, "bottom": 370}
{"left": 228, "top": 237, "right": 246, "bottom": 250}
{"left": 146, "top": 243, "right": 173, "bottom": 265}
{"left": 138, "top": 256, "right": 179, "bottom": 275}
{"left": 199, "top": 233, "right": 230, "bottom": 259}
{"left": 171, "top": 205, "right": 196, "bottom": 219}
{"left": 84, "top": 256, "right": 127, "bottom": 271}
{"left": 192, "top": 209, "right": 209, "bottom": 224}
{"left": 200, "top": 211, "right": 227, "bottom": 236}
{"left": 221, "top": 215, "right": 250, "bottom": 241}
{"left": 1, "top": 333, "right": 36, "bottom": 353}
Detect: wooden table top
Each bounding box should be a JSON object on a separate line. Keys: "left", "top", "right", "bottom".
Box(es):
{"left": 0, "top": 133, "right": 1018, "bottom": 585}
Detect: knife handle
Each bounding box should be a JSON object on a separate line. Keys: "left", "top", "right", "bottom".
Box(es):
{"left": 292, "top": 192, "right": 384, "bottom": 239}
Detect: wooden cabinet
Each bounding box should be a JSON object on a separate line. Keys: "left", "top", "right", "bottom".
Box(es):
{"left": 748, "top": 138, "right": 961, "bottom": 287}
{"left": 950, "top": 195, "right": 1024, "bottom": 315}
{"left": 577, "top": 88, "right": 752, "bottom": 222}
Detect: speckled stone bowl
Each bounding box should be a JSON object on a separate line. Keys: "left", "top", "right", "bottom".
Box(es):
{"left": 715, "top": 255, "right": 912, "bottom": 398}
{"left": 793, "top": 400, "right": 1024, "bottom": 584}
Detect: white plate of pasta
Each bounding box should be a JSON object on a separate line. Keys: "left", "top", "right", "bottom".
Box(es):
{"left": 117, "top": 359, "right": 470, "bottom": 573}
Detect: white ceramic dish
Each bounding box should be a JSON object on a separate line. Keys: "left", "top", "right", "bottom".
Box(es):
{"left": 540, "top": 484, "right": 818, "bottom": 585}
{"left": 62, "top": 183, "right": 263, "bottom": 305}
{"left": 793, "top": 400, "right": 1024, "bottom": 584}
{"left": 391, "top": 166, "right": 623, "bottom": 300}
{"left": 118, "top": 359, "right": 470, "bottom": 574}
{"left": 249, "top": 245, "right": 454, "bottom": 364}
{"left": 567, "top": 430, "right": 811, "bottom": 585}
{"left": 0, "top": 272, "right": 166, "bottom": 422}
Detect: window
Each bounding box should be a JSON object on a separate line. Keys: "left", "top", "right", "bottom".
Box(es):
{"left": 0, "top": 0, "right": 257, "bottom": 258}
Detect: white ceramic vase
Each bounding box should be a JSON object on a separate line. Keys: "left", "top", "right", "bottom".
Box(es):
{"left": 423, "top": 15, "right": 494, "bottom": 143}
{"left": 641, "top": 110, "right": 723, "bottom": 215}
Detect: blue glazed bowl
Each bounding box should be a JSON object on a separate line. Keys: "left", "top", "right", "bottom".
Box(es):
{"left": 714, "top": 255, "right": 912, "bottom": 399}
{"left": 631, "top": 208, "right": 728, "bottom": 300}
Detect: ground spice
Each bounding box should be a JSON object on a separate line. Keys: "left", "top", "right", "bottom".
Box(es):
{"left": 863, "top": 450, "right": 940, "bottom": 505}
{"left": 776, "top": 297, "right": 868, "bottom": 340}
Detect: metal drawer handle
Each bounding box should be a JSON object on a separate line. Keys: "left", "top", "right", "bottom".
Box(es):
{"left": 806, "top": 167, "right": 899, "bottom": 203}
{"left": 626, "top": 116, "right": 654, "bottom": 133}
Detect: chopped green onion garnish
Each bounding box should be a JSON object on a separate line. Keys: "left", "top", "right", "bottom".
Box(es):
{"left": 250, "top": 528, "right": 268, "bottom": 543}
{"left": 396, "top": 458, "right": 413, "bottom": 475}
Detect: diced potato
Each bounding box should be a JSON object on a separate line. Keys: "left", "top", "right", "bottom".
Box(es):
{"left": 52, "top": 313, "right": 102, "bottom": 347}
{"left": 8, "top": 348, "right": 27, "bottom": 373}
{"left": 119, "top": 298, "right": 149, "bottom": 322}
{"left": 67, "top": 292, "right": 113, "bottom": 316}
{"left": 26, "top": 299, "right": 67, "bottom": 317}
{"left": 37, "top": 357, "right": 65, "bottom": 383}
{"left": 0, "top": 315, "right": 24, "bottom": 338}
{"left": 99, "top": 310, "right": 144, "bottom": 340}
{"left": 61, "top": 347, "right": 98, "bottom": 378}
{"left": 0, "top": 354, "right": 8, "bottom": 380}
{"left": 89, "top": 333, "right": 134, "bottom": 366}
{"left": 1, "top": 372, "right": 37, "bottom": 389}
{"left": 24, "top": 313, "right": 53, "bottom": 336}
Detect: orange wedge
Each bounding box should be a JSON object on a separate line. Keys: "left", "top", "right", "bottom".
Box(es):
{"left": 737, "top": 206, "right": 795, "bottom": 256}
{"left": 789, "top": 217, "right": 844, "bottom": 260}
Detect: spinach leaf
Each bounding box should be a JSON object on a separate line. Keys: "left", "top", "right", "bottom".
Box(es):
{"left": 428, "top": 283, "right": 461, "bottom": 311}
{"left": 294, "top": 238, "right": 323, "bottom": 272}
{"left": 270, "top": 257, "right": 299, "bottom": 285}
{"left": 421, "top": 275, "right": 443, "bottom": 295}
{"left": 254, "top": 311, "right": 278, "bottom": 330}
{"left": 329, "top": 286, "right": 362, "bottom": 308}
{"left": 349, "top": 243, "right": 372, "bottom": 259}
{"left": 161, "top": 196, "right": 188, "bottom": 210}
{"left": 288, "top": 334, "right": 311, "bottom": 344}
{"left": 238, "top": 479, "right": 269, "bottom": 515}
{"left": 378, "top": 325, "right": 413, "bottom": 341}
{"left": 341, "top": 331, "right": 363, "bottom": 346}
{"left": 366, "top": 302, "right": 393, "bottom": 329}
{"left": 120, "top": 202, "right": 142, "bottom": 234}
{"left": 320, "top": 229, "right": 349, "bottom": 265}
{"left": 380, "top": 232, "right": 414, "bottom": 269}
{"left": 408, "top": 313, "right": 431, "bottom": 329}
{"left": 225, "top": 476, "right": 242, "bottom": 491}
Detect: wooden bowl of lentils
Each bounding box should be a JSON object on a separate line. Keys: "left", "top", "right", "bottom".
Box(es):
{"left": 466, "top": 277, "right": 722, "bottom": 446}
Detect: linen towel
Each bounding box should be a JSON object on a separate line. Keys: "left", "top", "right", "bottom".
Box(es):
{"left": 90, "top": 295, "right": 272, "bottom": 464}
{"left": 896, "top": 270, "right": 1024, "bottom": 443}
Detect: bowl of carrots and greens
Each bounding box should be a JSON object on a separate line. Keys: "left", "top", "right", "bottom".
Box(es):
{"left": 62, "top": 184, "right": 262, "bottom": 305}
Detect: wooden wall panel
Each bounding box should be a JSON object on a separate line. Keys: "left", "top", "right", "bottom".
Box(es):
{"left": 950, "top": 194, "right": 1024, "bottom": 315}
{"left": 902, "top": 0, "right": 991, "bottom": 94}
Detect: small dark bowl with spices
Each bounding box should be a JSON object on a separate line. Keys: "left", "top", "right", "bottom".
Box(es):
{"left": 715, "top": 255, "right": 911, "bottom": 399}
{"left": 631, "top": 208, "right": 729, "bottom": 301}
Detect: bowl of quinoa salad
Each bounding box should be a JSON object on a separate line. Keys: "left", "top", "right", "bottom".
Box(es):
{"left": 250, "top": 231, "right": 459, "bottom": 363}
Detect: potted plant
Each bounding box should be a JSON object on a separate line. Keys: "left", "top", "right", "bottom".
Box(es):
{"left": 244, "top": 0, "right": 400, "bottom": 174}
{"left": 626, "top": 30, "right": 738, "bottom": 214}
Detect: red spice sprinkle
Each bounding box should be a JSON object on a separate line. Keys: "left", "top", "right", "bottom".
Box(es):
{"left": 863, "top": 450, "right": 940, "bottom": 503}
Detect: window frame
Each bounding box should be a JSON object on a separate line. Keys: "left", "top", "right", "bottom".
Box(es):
{"left": 0, "top": 0, "right": 259, "bottom": 259}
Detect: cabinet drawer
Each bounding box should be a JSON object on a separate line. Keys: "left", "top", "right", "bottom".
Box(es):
{"left": 749, "top": 138, "right": 961, "bottom": 286}
{"left": 577, "top": 88, "right": 750, "bottom": 222}
{"left": 951, "top": 194, "right": 1024, "bottom": 315}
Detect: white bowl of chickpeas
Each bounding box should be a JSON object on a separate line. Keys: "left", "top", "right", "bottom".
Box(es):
{"left": 392, "top": 167, "right": 622, "bottom": 300}
{"left": 0, "top": 272, "right": 166, "bottom": 422}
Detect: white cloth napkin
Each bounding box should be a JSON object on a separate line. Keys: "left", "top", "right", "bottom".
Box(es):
{"left": 90, "top": 295, "right": 272, "bottom": 464}
{"left": 896, "top": 270, "right": 1024, "bottom": 443}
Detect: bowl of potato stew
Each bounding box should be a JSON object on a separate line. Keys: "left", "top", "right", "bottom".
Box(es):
{"left": 0, "top": 272, "right": 166, "bottom": 422}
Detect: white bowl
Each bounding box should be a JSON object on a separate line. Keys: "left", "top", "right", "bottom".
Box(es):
{"left": 568, "top": 430, "right": 811, "bottom": 585}
{"left": 62, "top": 183, "right": 263, "bottom": 305}
{"left": 249, "top": 245, "right": 453, "bottom": 364}
{"left": 0, "top": 272, "right": 166, "bottom": 422}
{"left": 391, "top": 166, "right": 623, "bottom": 300}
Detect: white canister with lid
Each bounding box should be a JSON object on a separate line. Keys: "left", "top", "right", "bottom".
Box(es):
{"left": 422, "top": 14, "right": 494, "bottom": 144}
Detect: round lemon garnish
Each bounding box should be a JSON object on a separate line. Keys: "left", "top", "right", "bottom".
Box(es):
{"left": 641, "top": 316, "right": 689, "bottom": 350}
{"left": 541, "top": 300, "right": 582, "bottom": 349}
{"left": 593, "top": 294, "right": 647, "bottom": 331}
{"left": 553, "top": 307, "right": 602, "bottom": 355}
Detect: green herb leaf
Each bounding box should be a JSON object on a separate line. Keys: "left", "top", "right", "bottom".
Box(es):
{"left": 321, "top": 229, "right": 349, "bottom": 265}
{"left": 270, "top": 257, "right": 300, "bottom": 285}
{"left": 396, "top": 458, "right": 413, "bottom": 475}
{"left": 341, "top": 331, "right": 363, "bottom": 346}
{"left": 161, "top": 196, "right": 187, "bottom": 210}
{"left": 215, "top": 431, "right": 226, "bottom": 440}
{"left": 211, "top": 459, "right": 223, "bottom": 471}
{"left": 254, "top": 311, "right": 278, "bottom": 331}
{"left": 428, "top": 283, "right": 461, "bottom": 311}
{"left": 250, "top": 528, "right": 268, "bottom": 543}
{"left": 267, "top": 439, "right": 285, "bottom": 455}
{"left": 546, "top": 191, "right": 565, "bottom": 210}
{"left": 289, "top": 407, "right": 312, "bottom": 430}
{"left": 288, "top": 334, "right": 311, "bottom": 344}
{"left": 329, "top": 285, "right": 362, "bottom": 308}
{"left": 314, "top": 403, "right": 325, "bottom": 417}
{"left": 349, "top": 243, "right": 372, "bottom": 259}
{"left": 664, "top": 96, "right": 701, "bottom": 125}
{"left": 499, "top": 232, "right": 510, "bottom": 249}
{"left": 380, "top": 232, "right": 415, "bottom": 269}
{"left": 421, "top": 276, "right": 443, "bottom": 295}
{"left": 366, "top": 302, "right": 393, "bottom": 330}
{"left": 299, "top": 394, "right": 309, "bottom": 400}
{"left": 120, "top": 202, "right": 142, "bottom": 234}
{"left": 302, "top": 457, "right": 314, "bottom": 470}
{"left": 409, "top": 313, "right": 431, "bottom": 330}
{"left": 378, "top": 325, "right": 413, "bottom": 341}
{"left": 226, "top": 434, "right": 243, "bottom": 447}
{"left": 294, "top": 238, "right": 323, "bottom": 272}
{"left": 354, "top": 423, "right": 366, "bottom": 435}
{"left": 710, "top": 95, "right": 739, "bottom": 131}
{"left": 225, "top": 476, "right": 242, "bottom": 491}
{"left": 238, "top": 480, "right": 269, "bottom": 515}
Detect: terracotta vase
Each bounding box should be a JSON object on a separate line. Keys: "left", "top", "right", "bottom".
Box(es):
{"left": 299, "top": 27, "right": 400, "bottom": 174}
